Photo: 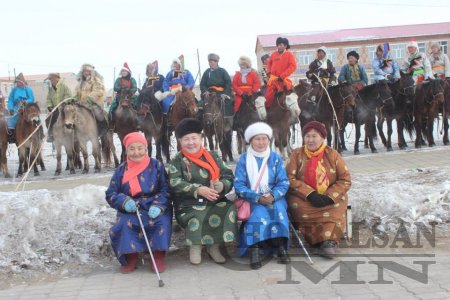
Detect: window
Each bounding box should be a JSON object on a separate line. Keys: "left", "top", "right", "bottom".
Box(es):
{"left": 418, "top": 42, "right": 426, "bottom": 54}
{"left": 390, "top": 43, "right": 406, "bottom": 59}
{"left": 367, "top": 46, "right": 377, "bottom": 60}
{"left": 296, "top": 50, "right": 315, "bottom": 66}
{"left": 439, "top": 41, "right": 448, "bottom": 54}
{"left": 326, "top": 48, "right": 337, "bottom": 63}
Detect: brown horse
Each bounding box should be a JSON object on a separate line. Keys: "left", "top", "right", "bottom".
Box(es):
{"left": 61, "top": 103, "right": 101, "bottom": 173}
{"left": 267, "top": 89, "right": 299, "bottom": 158}
{"left": 234, "top": 94, "right": 267, "bottom": 154}
{"left": 161, "top": 87, "right": 198, "bottom": 162}
{"left": 414, "top": 78, "right": 445, "bottom": 148}
{"left": 442, "top": 78, "right": 450, "bottom": 145}
{"left": 114, "top": 92, "right": 138, "bottom": 163}
{"left": 0, "top": 106, "right": 10, "bottom": 177}
{"left": 15, "top": 103, "right": 45, "bottom": 176}
{"left": 136, "top": 88, "right": 164, "bottom": 161}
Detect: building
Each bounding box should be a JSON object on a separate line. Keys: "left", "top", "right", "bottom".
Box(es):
{"left": 0, "top": 72, "right": 78, "bottom": 109}
{"left": 255, "top": 22, "right": 450, "bottom": 83}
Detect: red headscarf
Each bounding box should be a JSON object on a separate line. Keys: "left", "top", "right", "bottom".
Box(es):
{"left": 121, "top": 132, "right": 150, "bottom": 196}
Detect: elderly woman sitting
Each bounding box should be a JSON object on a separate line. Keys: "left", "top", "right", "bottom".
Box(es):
{"left": 169, "top": 118, "right": 237, "bottom": 265}
{"left": 105, "top": 132, "right": 172, "bottom": 273}
{"left": 286, "top": 121, "right": 351, "bottom": 258}
{"left": 233, "top": 122, "right": 290, "bottom": 269}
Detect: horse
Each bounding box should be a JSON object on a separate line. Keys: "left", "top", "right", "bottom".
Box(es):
{"left": 340, "top": 81, "right": 393, "bottom": 154}
{"left": 114, "top": 91, "right": 139, "bottom": 163}
{"left": 266, "top": 89, "right": 299, "bottom": 158}
{"left": 202, "top": 91, "right": 234, "bottom": 162}
{"left": 15, "top": 103, "right": 45, "bottom": 176}
{"left": 60, "top": 103, "right": 101, "bottom": 173}
{"left": 413, "top": 78, "right": 445, "bottom": 148}
{"left": 234, "top": 94, "right": 267, "bottom": 154}
{"left": 161, "top": 86, "right": 198, "bottom": 162}
{"left": 442, "top": 78, "right": 450, "bottom": 145}
{"left": 136, "top": 87, "right": 164, "bottom": 161}
{"left": 0, "top": 105, "right": 10, "bottom": 177}
{"left": 52, "top": 103, "right": 77, "bottom": 175}
{"left": 376, "top": 72, "right": 415, "bottom": 151}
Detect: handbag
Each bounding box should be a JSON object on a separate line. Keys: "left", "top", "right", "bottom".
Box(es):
{"left": 234, "top": 159, "right": 268, "bottom": 221}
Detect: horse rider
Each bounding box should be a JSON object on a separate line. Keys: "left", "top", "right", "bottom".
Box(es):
{"left": 134, "top": 60, "right": 165, "bottom": 110}
{"left": 372, "top": 42, "right": 400, "bottom": 83}
{"left": 45, "top": 73, "right": 72, "bottom": 142}
{"left": 305, "top": 46, "right": 337, "bottom": 101}
{"left": 402, "top": 40, "right": 434, "bottom": 85}
{"left": 232, "top": 56, "right": 261, "bottom": 113}
{"left": 428, "top": 42, "right": 450, "bottom": 80}
{"left": 265, "top": 37, "right": 297, "bottom": 108}
{"left": 260, "top": 53, "right": 270, "bottom": 87}
{"left": 7, "top": 73, "right": 35, "bottom": 144}
{"left": 74, "top": 63, "right": 107, "bottom": 134}
{"left": 159, "top": 56, "right": 195, "bottom": 116}
{"left": 108, "top": 62, "right": 138, "bottom": 127}
{"left": 200, "top": 53, "right": 233, "bottom": 121}
{"left": 338, "top": 50, "right": 369, "bottom": 90}
{"left": 306, "top": 46, "right": 337, "bottom": 86}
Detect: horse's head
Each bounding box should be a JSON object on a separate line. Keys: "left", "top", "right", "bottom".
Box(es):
{"left": 203, "top": 92, "right": 219, "bottom": 126}
{"left": 62, "top": 103, "right": 77, "bottom": 130}
{"left": 24, "top": 103, "right": 41, "bottom": 126}
{"left": 177, "top": 87, "right": 198, "bottom": 117}
{"left": 428, "top": 78, "right": 445, "bottom": 104}
{"left": 398, "top": 71, "right": 416, "bottom": 104}
{"left": 330, "top": 82, "right": 356, "bottom": 107}
{"left": 254, "top": 95, "right": 267, "bottom": 120}
{"left": 375, "top": 80, "right": 394, "bottom": 108}
{"left": 285, "top": 91, "right": 301, "bottom": 117}
{"left": 119, "top": 98, "right": 131, "bottom": 108}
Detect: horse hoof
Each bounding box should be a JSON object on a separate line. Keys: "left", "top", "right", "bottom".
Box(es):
{"left": 444, "top": 141, "right": 449, "bottom": 146}
{"left": 341, "top": 146, "right": 348, "bottom": 151}
{"left": 82, "top": 170, "right": 88, "bottom": 174}
{"left": 399, "top": 146, "right": 406, "bottom": 150}
{"left": 70, "top": 170, "right": 76, "bottom": 175}
{"left": 429, "top": 143, "right": 435, "bottom": 147}
{"left": 4, "top": 174, "right": 11, "bottom": 178}
{"left": 41, "top": 167, "right": 46, "bottom": 171}
{"left": 415, "top": 145, "right": 422, "bottom": 149}
{"left": 371, "top": 149, "right": 378, "bottom": 154}
{"left": 364, "top": 145, "right": 369, "bottom": 149}
{"left": 54, "top": 171, "right": 61, "bottom": 176}
{"left": 354, "top": 151, "right": 360, "bottom": 155}
{"left": 34, "top": 172, "right": 40, "bottom": 176}
{"left": 387, "top": 147, "right": 393, "bottom": 152}
{"left": 94, "top": 169, "right": 101, "bottom": 173}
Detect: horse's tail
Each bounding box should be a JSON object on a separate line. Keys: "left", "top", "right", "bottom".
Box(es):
{"left": 369, "top": 121, "right": 378, "bottom": 140}
{"left": 404, "top": 113, "right": 415, "bottom": 139}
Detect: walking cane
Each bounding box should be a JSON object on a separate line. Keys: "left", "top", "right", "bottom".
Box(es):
{"left": 135, "top": 205, "right": 165, "bottom": 287}
{"left": 289, "top": 222, "right": 314, "bottom": 264}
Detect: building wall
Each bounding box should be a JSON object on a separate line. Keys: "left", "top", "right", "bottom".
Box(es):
{"left": 257, "top": 34, "right": 450, "bottom": 84}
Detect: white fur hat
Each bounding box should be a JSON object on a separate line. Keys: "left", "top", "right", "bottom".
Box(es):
{"left": 238, "top": 56, "right": 252, "bottom": 68}
{"left": 244, "top": 122, "right": 273, "bottom": 143}
{"left": 407, "top": 40, "right": 419, "bottom": 50}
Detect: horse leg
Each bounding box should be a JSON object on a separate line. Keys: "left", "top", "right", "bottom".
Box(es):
{"left": 80, "top": 144, "right": 90, "bottom": 174}
{"left": 155, "top": 137, "right": 163, "bottom": 162}
{"left": 414, "top": 116, "right": 422, "bottom": 148}
{"left": 326, "top": 125, "right": 332, "bottom": 147}
{"left": 397, "top": 116, "right": 406, "bottom": 149}
{"left": 1, "top": 146, "right": 10, "bottom": 178}
{"left": 427, "top": 115, "right": 435, "bottom": 147}
{"left": 32, "top": 151, "right": 40, "bottom": 176}
{"left": 55, "top": 143, "right": 62, "bottom": 176}
{"left": 225, "top": 129, "right": 233, "bottom": 162}
{"left": 100, "top": 134, "right": 111, "bottom": 167}
{"left": 377, "top": 115, "right": 387, "bottom": 147}
{"left": 93, "top": 140, "right": 101, "bottom": 173}
{"left": 444, "top": 116, "right": 449, "bottom": 145}
{"left": 161, "top": 132, "right": 171, "bottom": 163}
{"left": 120, "top": 143, "right": 126, "bottom": 164}
{"left": 17, "top": 148, "right": 25, "bottom": 177}
{"left": 38, "top": 152, "right": 46, "bottom": 171}
{"left": 339, "top": 123, "right": 347, "bottom": 151}
{"left": 386, "top": 116, "right": 393, "bottom": 151}
{"left": 354, "top": 123, "right": 361, "bottom": 155}
{"left": 366, "top": 122, "right": 378, "bottom": 153}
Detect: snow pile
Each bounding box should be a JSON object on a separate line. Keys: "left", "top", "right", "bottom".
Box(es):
{"left": 349, "top": 166, "right": 450, "bottom": 232}
{"left": 0, "top": 185, "right": 115, "bottom": 274}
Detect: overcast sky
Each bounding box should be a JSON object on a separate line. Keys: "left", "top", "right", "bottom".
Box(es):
{"left": 1, "top": 0, "right": 449, "bottom": 88}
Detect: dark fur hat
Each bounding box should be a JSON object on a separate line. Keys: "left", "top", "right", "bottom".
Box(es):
{"left": 276, "top": 37, "right": 290, "bottom": 49}
{"left": 347, "top": 50, "right": 360, "bottom": 61}
{"left": 175, "top": 118, "right": 203, "bottom": 139}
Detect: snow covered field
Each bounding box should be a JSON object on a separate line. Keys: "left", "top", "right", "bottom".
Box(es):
{"left": 0, "top": 118, "right": 449, "bottom": 287}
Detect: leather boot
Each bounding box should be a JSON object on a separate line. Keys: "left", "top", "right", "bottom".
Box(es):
{"left": 150, "top": 251, "right": 166, "bottom": 273}
{"left": 278, "top": 245, "right": 291, "bottom": 264}
{"left": 207, "top": 244, "right": 226, "bottom": 264}
{"left": 120, "top": 253, "right": 138, "bottom": 274}
{"left": 249, "top": 245, "right": 261, "bottom": 270}
{"left": 189, "top": 245, "right": 202, "bottom": 265}
{"left": 320, "top": 240, "right": 337, "bottom": 259}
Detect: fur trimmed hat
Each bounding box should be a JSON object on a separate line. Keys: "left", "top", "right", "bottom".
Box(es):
{"left": 302, "top": 121, "right": 327, "bottom": 138}
{"left": 347, "top": 50, "right": 359, "bottom": 61}
{"left": 407, "top": 40, "right": 419, "bottom": 50}
{"left": 317, "top": 46, "right": 327, "bottom": 54}
{"left": 15, "top": 72, "right": 26, "bottom": 84}
{"left": 276, "top": 37, "right": 290, "bottom": 49}
{"left": 238, "top": 56, "right": 252, "bottom": 68}
{"left": 121, "top": 62, "right": 132, "bottom": 74}
{"left": 208, "top": 53, "right": 220, "bottom": 61}
{"left": 47, "top": 73, "right": 61, "bottom": 80}
{"left": 175, "top": 118, "right": 203, "bottom": 139}
{"left": 82, "top": 63, "right": 95, "bottom": 71}
{"left": 244, "top": 122, "right": 273, "bottom": 143}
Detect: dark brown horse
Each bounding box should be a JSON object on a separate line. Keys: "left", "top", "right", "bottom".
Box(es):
{"left": 267, "top": 89, "right": 299, "bottom": 158}
{"left": 0, "top": 105, "right": 10, "bottom": 177}
{"left": 234, "top": 94, "right": 267, "bottom": 154}
{"left": 340, "top": 81, "right": 393, "bottom": 154}
{"left": 114, "top": 91, "right": 138, "bottom": 162}
{"left": 376, "top": 72, "right": 415, "bottom": 151}
{"left": 414, "top": 78, "right": 445, "bottom": 148}
{"left": 161, "top": 87, "right": 198, "bottom": 162}
{"left": 15, "top": 103, "right": 45, "bottom": 176}
{"left": 441, "top": 78, "right": 450, "bottom": 145}
{"left": 61, "top": 103, "right": 102, "bottom": 173}
{"left": 136, "top": 87, "right": 164, "bottom": 161}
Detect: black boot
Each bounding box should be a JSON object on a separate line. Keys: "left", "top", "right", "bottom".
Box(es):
{"left": 272, "top": 238, "right": 290, "bottom": 264}
{"left": 320, "top": 240, "right": 337, "bottom": 259}
{"left": 7, "top": 129, "right": 16, "bottom": 144}
{"left": 249, "top": 245, "right": 261, "bottom": 270}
